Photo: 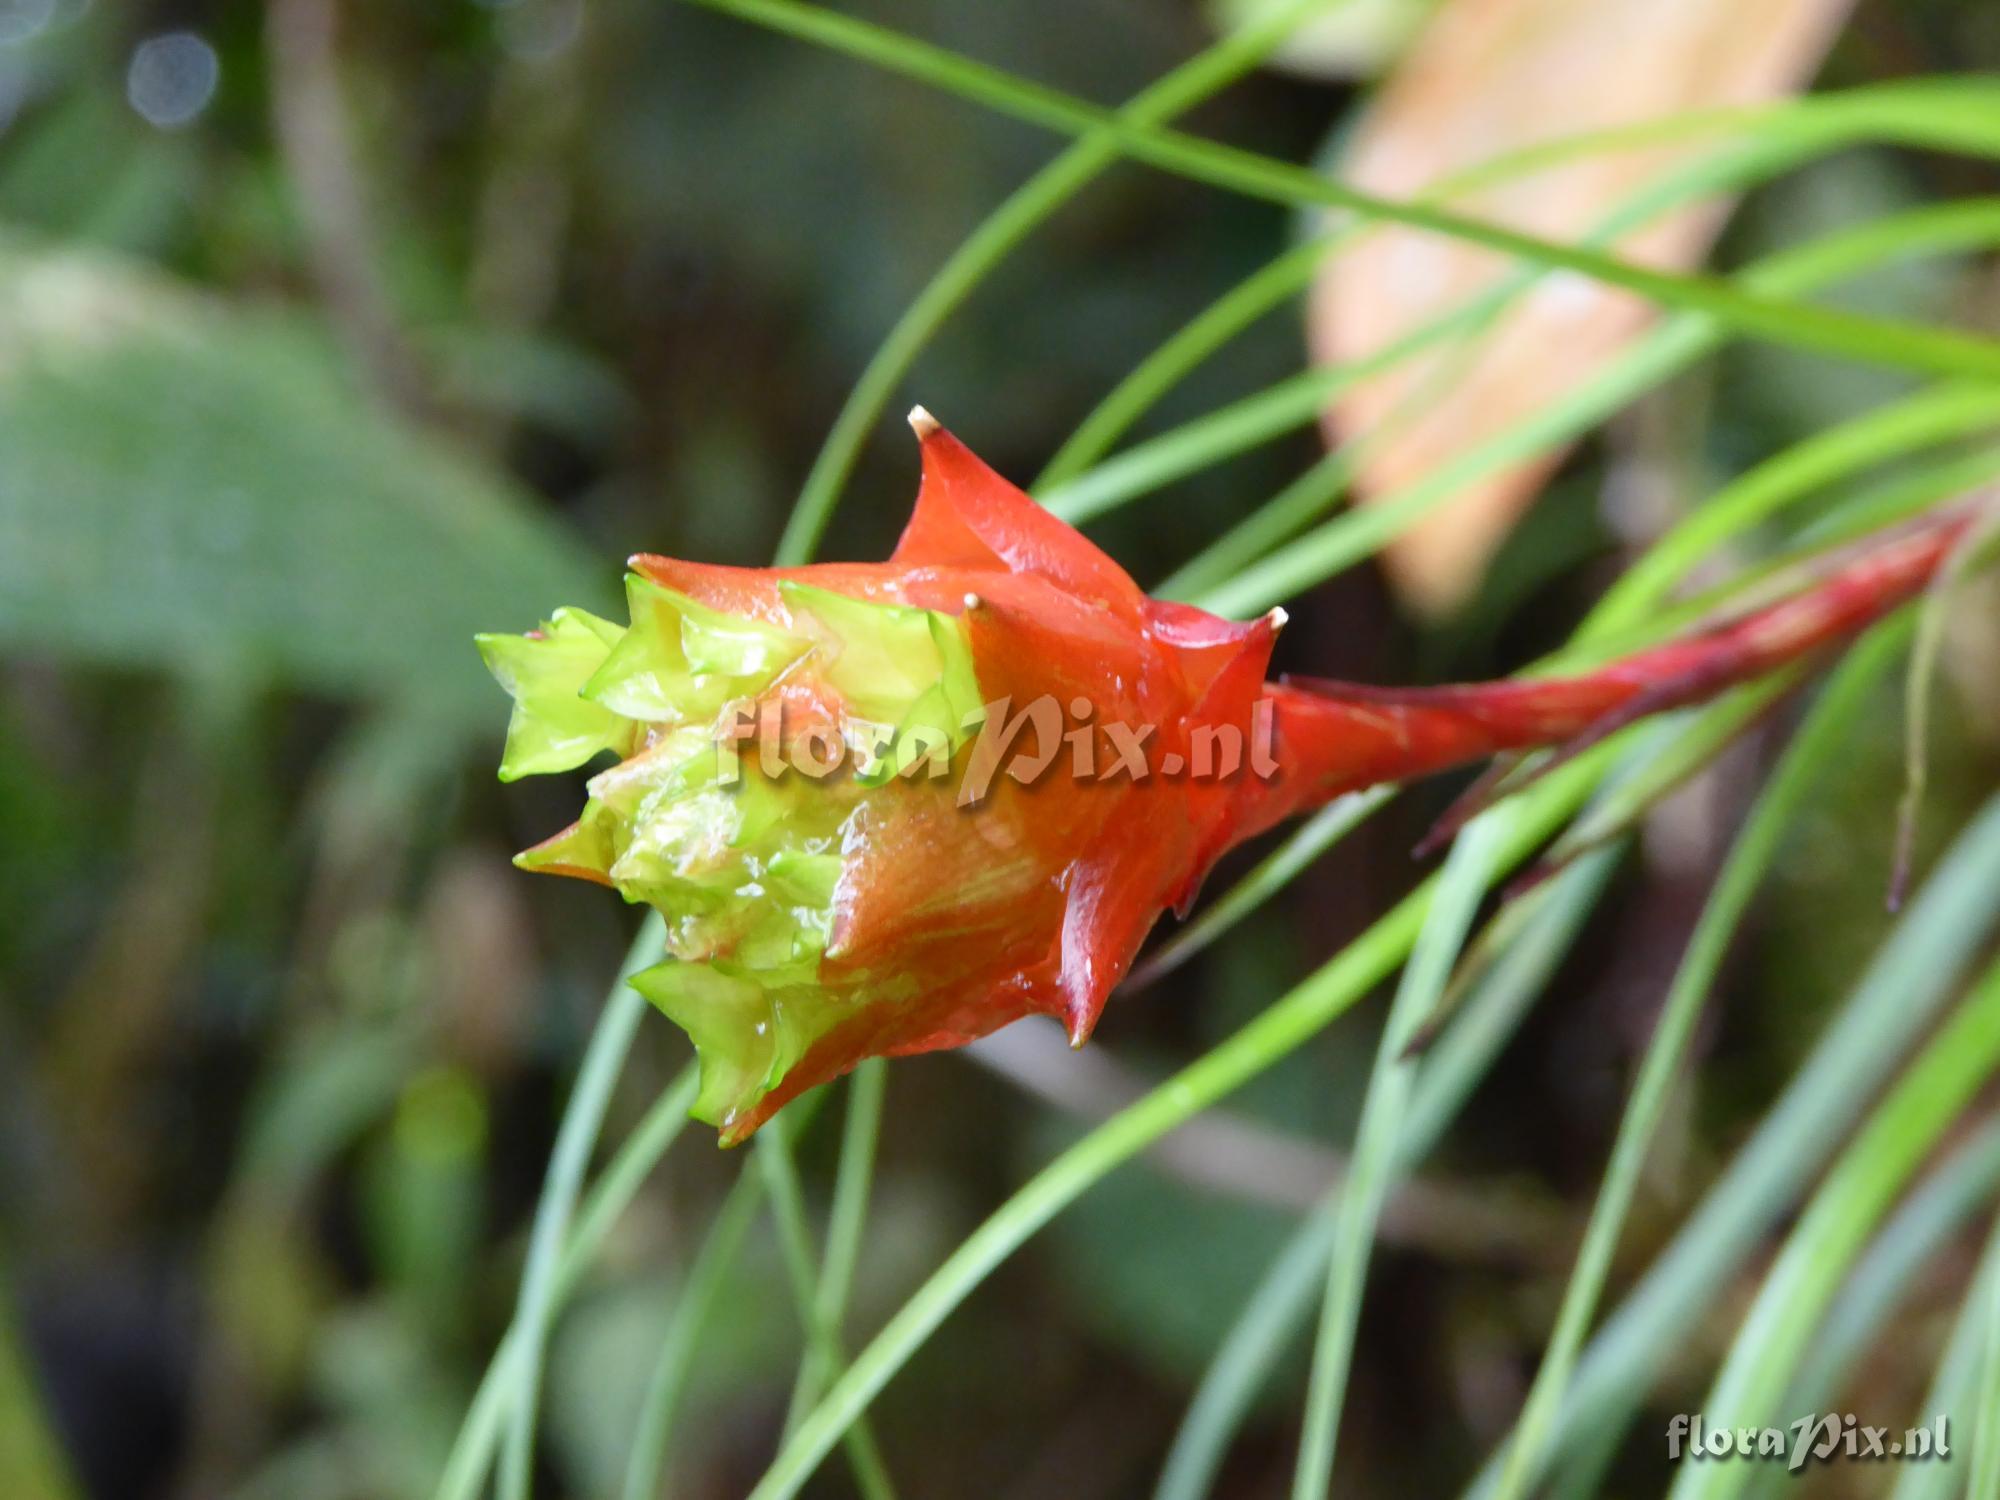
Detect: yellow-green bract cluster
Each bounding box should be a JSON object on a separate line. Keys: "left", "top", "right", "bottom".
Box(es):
{"left": 477, "top": 574, "right": 982, "bottom": 1131}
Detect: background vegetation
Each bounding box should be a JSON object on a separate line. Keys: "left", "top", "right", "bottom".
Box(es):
{"left": 4, "top": 2, "right": 2000, "bottom": 1498}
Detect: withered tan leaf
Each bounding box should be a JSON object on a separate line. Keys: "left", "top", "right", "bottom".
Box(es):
{"left": 1310, "top": 0, "right": 1854, "bottom": 615}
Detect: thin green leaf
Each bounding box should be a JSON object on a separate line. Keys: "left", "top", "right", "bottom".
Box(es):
{"left": 1126, "top": 787, "right": 1395, "bottom": 992}
{"left": 1196, "top": 204, "right": 2000, "bottom": 618}
{"left": 1293, "top": 814, "right": 1509, "bottom": 1496}
{"left": 773, "top": 0, "right": 1354, "bottom": 563}
{"left": 1745, "top": 1122, "right": 2000, "bottom": 1500}
{"left": 621, "top": 1167, "right": 768, "bottom": 1500}
{"left": 682, "top": 0, "right": 2000, "bottom": 388}
{"left": 1463, "top": 789, "right": 2000, "bottom": 1499}
{"left": 787, "top": 1060, "right": 887, "bottom": 1427}
{"left": 1889, "top": 1214, "right": 2000, "bottom": 1500}
{"left": 755, "top": 1130, "right": 898, "bottom": 1498}
{"left": 1666, "top": 953, "right": 2000, "bottom": 1500}
{"left": 1492, "top": 623, "right": 1902, "bottom": 1500}
{"left": 497, "top": 917, "right": 664, "bottom": 1500}
{"left": 1159, "top": 848, "right": 1620, "bottom": 1500}
{"left": 1974, "top": 1260, "right": 2000, "bottom": 1500}
{"left": 1043, "top": 81, "right": 2000, "bottom": 505}
{"left": 746, "top": 741, "right": 1624, "bottom": 1500}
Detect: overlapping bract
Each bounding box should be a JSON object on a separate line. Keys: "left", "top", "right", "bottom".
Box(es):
{"left": 480, "top": 416, "right": 1284, "bottom": 1141}
{"left": 483, "top": 415, "right": 1971, "bottom": 1143}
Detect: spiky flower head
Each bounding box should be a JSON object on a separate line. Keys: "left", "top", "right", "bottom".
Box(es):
{"left": 480, "top": 413, "right": 1283, "bottom": 1142}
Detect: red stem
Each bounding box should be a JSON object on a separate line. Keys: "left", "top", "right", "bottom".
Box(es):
{"left": 1243, "top": 507, "right": 1974, "bottom": 838}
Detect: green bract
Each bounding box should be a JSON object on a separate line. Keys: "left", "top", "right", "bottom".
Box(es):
{"left": 483, "top": 576, "right": 984, "bottom": 1130}
{"left": 475, "top": 608, "right": 635, "bottom": 781}
{"left": 780, "top": 582, "right": 984, "bottom": 780}
{"left": 586, "top": 574, "right": 810, "bottom": 723}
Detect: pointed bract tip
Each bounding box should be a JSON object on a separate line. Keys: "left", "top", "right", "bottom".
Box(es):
{"left": 907, "top": 405, "right": 941, "bottom": 440}
{"left": 1266, "top": 607, "right": 1289, "bottom": 632}
{"left": 962, "top": 592, "right": 983, "bottom": 611}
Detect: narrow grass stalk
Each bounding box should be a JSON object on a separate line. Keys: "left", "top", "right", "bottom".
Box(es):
{"left": 1196, "top": 206, "right": 2000, "bottom": 619}
{"left": 433, "top": 1064, "right": 698, "bottom": 1500}
{"left": 1490, "top": 627, "right": 1902, "bottom": 1499}
{"left": 788, "top": 1059, "right": 886, "bottom": 1421}
{"left": 682, "top": 0, "right": 2000, "bottom": 388}
{"left": 1157, "top": 846, "right": 1620, "bottom": 1500}
{"left": 1038, "top": 234, "right": 1331, "bottom": 489}
{"left": 1602, "top": 391, "right": 2000, "bottom": 624}
{"left": 1889, "top": 1214, "right": 2000, "bottom": 1500}
{"left": 1973, "top": 1263, "right": 2000, "bottom": 1500}
{"left": 1463, "top": 789, "right": 2000, "bottom": 1499}
{"left": 1291, "top": 816, "right": 1509, "bottom": 1495}
{"left": 756, "top": 1130, "right": 898, "bottom": 1497}
{"left": 745, "top": 740, "right": 1622, "bottom": 1500}
{"left": 1665, "top": 953, "right": 2000, "bottom": 1500}
{"left": 1741, "top": 1124, "right": 2000, "bottom": 1500}
{"left": 1039, "top": 79, "right": 2000, "bottom": 490}
{"left": 611, "top": 1087, "right": 833, "bottom": 1500}
{"left": 557, "top": 1064, "right": 701, "bottom": 1305}
{"left": 1042, "top": 200, "right": 2000, "bottom": 543}
{"left": 1128, "top": 787, "right": 1394, "bottom": 991}
{"left": 1041, "top": 363, "right": 1351, "bottom": 527}
{"left": 1162, "top": 711, "right": 1766, "bottom": 1496}
{"left": 1809, "top": 1122, "right": 2000, "bottom": 1396}
{"left": 773, "top": 0, "right": 1349, "bottom": 563}
{"left": 1567, "top": 446, "right": 2000, "bottom": 684}
{"left": 496, "top": 913, "right": 663, "bottom": 1500}
{"left": 621, "top": 1166, "right": 767, "bottom": 1500}
{"left": 1530, "top": 685, "right": 1794, "bottom": 879}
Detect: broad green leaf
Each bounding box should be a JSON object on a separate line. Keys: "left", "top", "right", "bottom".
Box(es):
{"left": 0, "top": 240, "right": 609, "bottom": 735}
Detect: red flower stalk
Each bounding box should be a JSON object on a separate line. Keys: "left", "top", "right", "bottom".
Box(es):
{"left": 482, "top": 411, "right": 1971, "bottom": 1142}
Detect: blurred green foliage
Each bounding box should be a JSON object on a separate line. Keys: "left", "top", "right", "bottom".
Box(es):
{"left": 1, "top": 2, "right": 1998, "bottom": 1499}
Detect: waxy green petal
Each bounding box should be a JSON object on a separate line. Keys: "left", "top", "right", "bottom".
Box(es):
{"left": 584, "top": 574, "right": 809, "bottom": 723}
{"left": 476, "top": 607, "right": 633, "bottom": 781}
{"left": 490, "top": 571, "right": 1000, "bottom": 1135}
{"left": 780, "top": 582, "right": 984, "bottom": 781}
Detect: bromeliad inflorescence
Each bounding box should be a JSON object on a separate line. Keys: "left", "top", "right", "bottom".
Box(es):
{"left": 481, "top": 410, "right": 1973, "bottom": 1143}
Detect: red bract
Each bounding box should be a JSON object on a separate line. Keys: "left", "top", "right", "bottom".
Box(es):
{"left": 482, "top": 411, "right": 1972, "bottom": 1142}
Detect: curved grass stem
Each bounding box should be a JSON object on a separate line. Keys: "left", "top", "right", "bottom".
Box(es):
{"left": 772, "top": 0, "right": 1356, "bottom": 564}
{"left": 1490, "top": 624, "right": 1904, "bottom": 1500}
{"left": 683, "top": 0, "right": 2000, "bottom": 389}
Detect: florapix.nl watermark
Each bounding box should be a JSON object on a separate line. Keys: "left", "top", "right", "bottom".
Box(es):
{"left": 1667, "top": 1413, "right": 1950, "bottom": 1473}
{"left": 714, "top": 694, "right": 1281, "bottom": 807}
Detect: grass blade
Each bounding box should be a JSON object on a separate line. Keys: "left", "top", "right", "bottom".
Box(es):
{"left": 787, "top": 1059, "right": 887, "bottom": 1423}
{"left": 1742, "top": 1123, "right": 2000, "bottom": 1500}
{"left": 681, "top": 0, "right": 2000, "bottom": 388}
{"left": 1890, "top": 1214, "right": 2000, "bottom": 1500}
{"left": 1462, "top": 787, "right": 2000, "bottom": 1498}
{"left": 496, "top": 914, "right": 663, "bottom": 1500}
{"left": 1156, "top": 846, "right": 1620, "bottom": 1500}
{"left": 1291, "top": 814, "right": 1510, "bottom": 1495}
{"left": 744, "top": 737, "right": 1623, "bottom": 1500}
{"left": 1195, "top": 202, "right": 2000, "bottom": 619}
{"left": 1973, "top": 1259, "right": 2000, "bottom": 1500}
{"left": 620, "top": 1167, "right": 767, "bottom": 1500}
{"left": 1127, "top": 787, "right": 1394, "bottom": 992}
{"left": 1490, "top": 626, "right": 1903, "bottom": 1500}
{"left": 756, "top": 1130, "right": 897, "bottom": 1498}
{"left": 773, "top": 0, "right": 1352, "bottom": 563}
{"left": 1666, "top": 952, "right": 2000, "bottom": 1500}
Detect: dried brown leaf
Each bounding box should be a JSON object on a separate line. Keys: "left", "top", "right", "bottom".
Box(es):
{"left": 1310, "top": 0, "right": 1855, "bottom": 615}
